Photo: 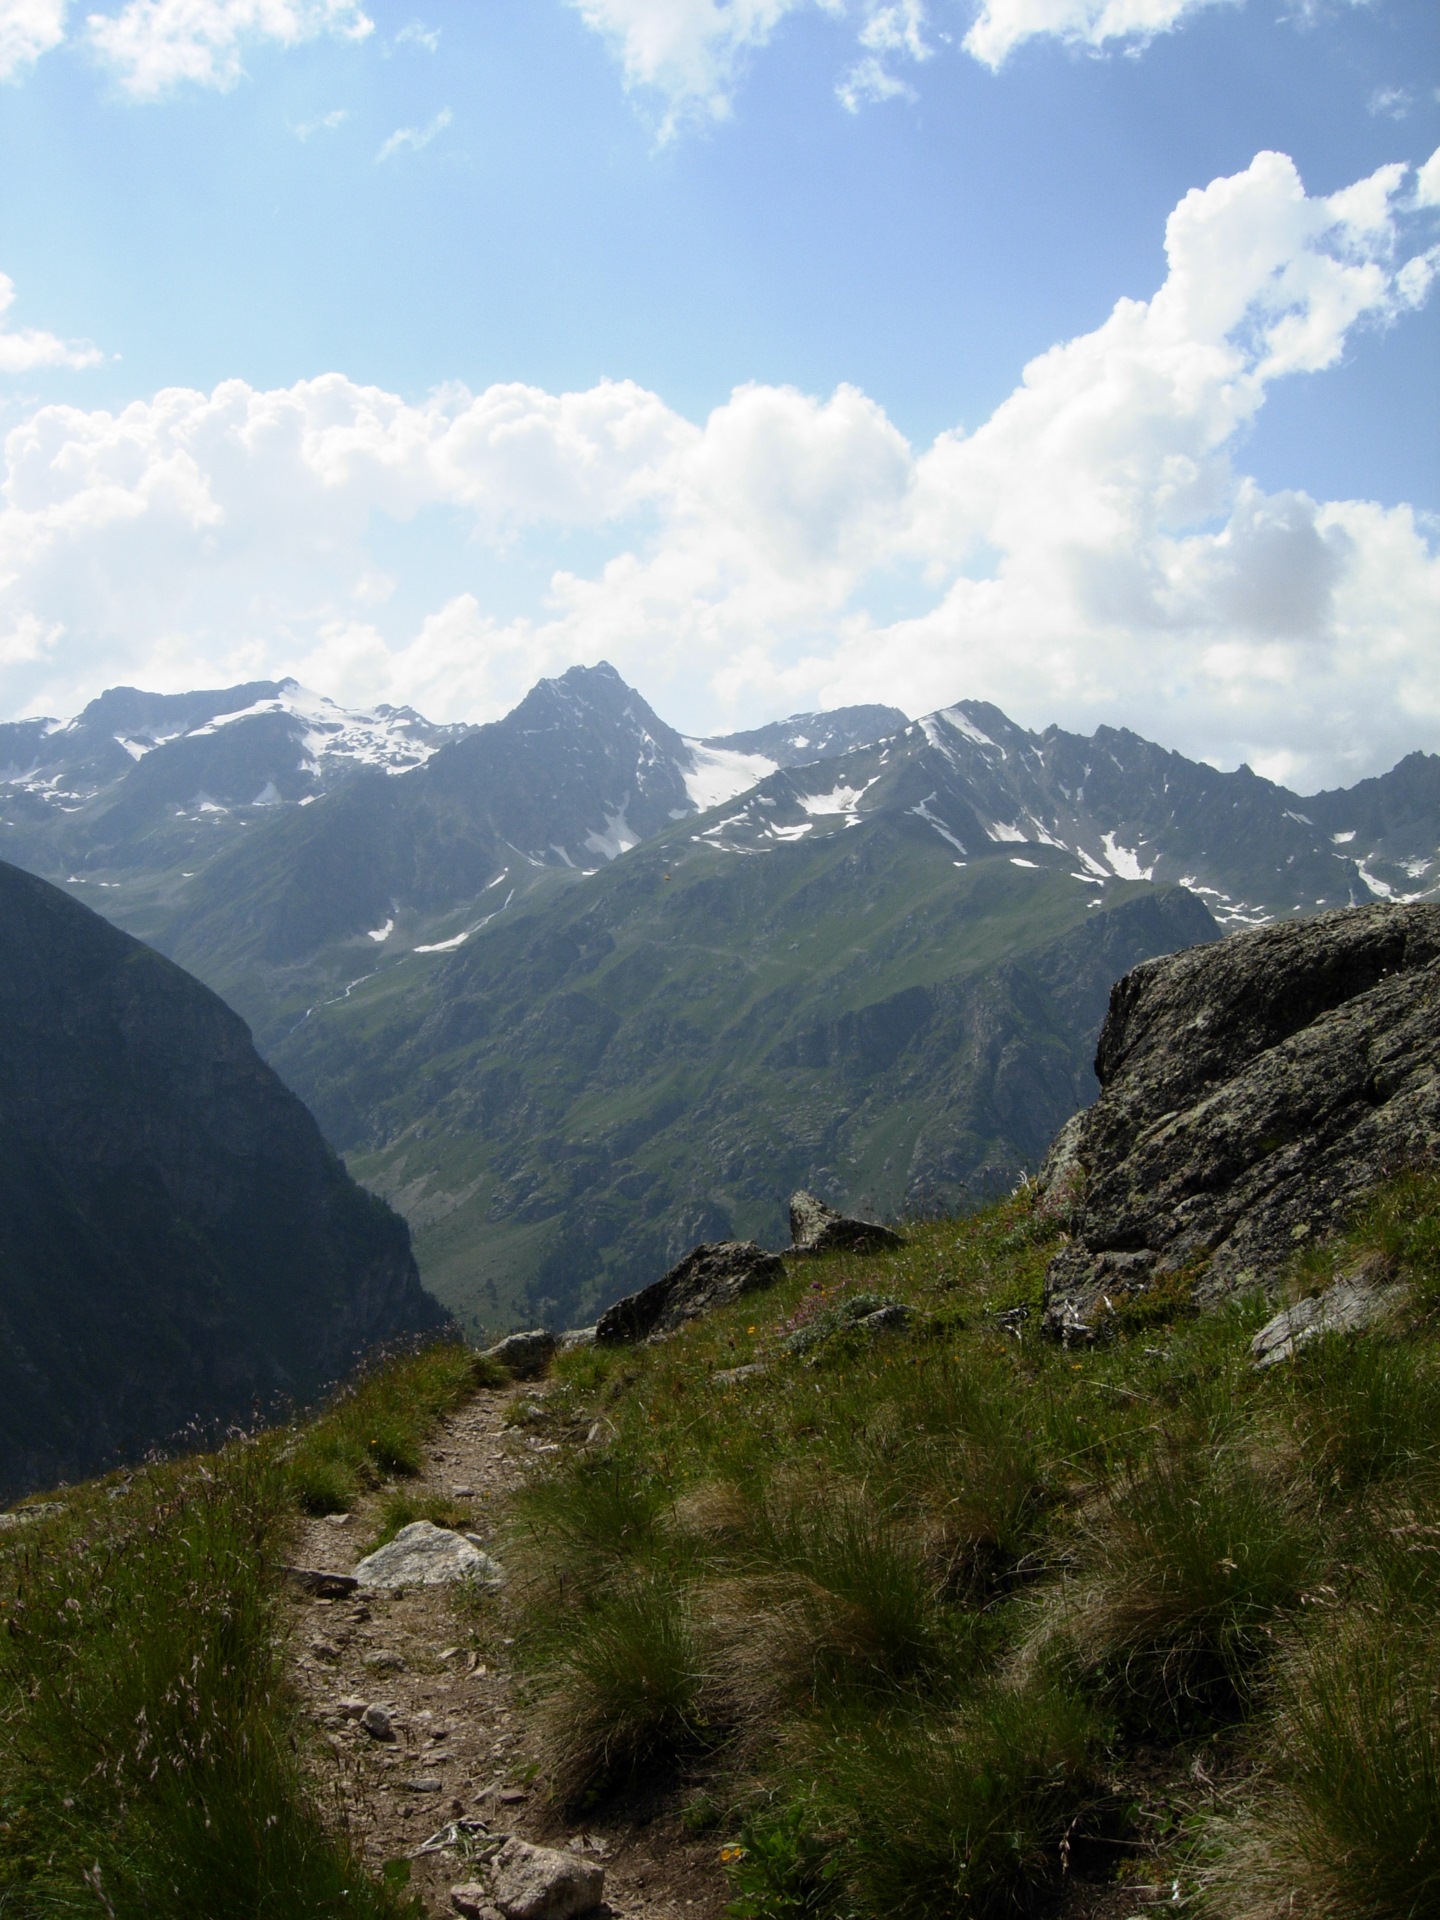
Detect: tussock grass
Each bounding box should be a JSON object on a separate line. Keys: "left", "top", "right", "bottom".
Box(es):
{"left": 0, "top": 1338, "right": 494, "bottom": 1915}
{"left": 506, "top": 1170, "right": 1440, "bottom": 1914}
{"left": 536, "top": 1572, "right": 713, "bottom": 1798}
{"left": 811, "top": 1681, "right": 1103, "bottom": 1920}
{"left": 0, "top": 1445, "right": 409, "bottom": 1918}
{"left": 1202, "top": 1600, "right": 1440, "bottom": 1919}
{"left": 1044, "top": 1429, "right": 1322, "bottom": 1725}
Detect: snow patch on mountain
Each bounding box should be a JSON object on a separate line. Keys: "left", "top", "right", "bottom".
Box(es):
{"left": 1101, "top": 833, "right": 1155, "bottom": 881}
{"left": 682, "top": 741, "right": 778, "bottom": 811}
{"left": 584, "top": 804, "right": 641, "bottom": 861}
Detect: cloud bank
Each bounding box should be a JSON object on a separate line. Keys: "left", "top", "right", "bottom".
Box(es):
{"left": 2, "top": 151, "right": 1437, "bottom": 787}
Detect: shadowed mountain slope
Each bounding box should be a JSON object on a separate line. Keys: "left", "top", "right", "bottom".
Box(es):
{"left": 0, "top": 860, "right": 445, "bottom": 1501}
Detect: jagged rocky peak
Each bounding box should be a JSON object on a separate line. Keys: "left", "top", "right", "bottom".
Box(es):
{"left": 695, "top": 696, "right": 1438, "bottom": 925}
{"left": 1038, "top": 901, "right": 1440, "bottom": 1340}
{"left": 0, "top": 858, "right": 447, "bottom": 1501}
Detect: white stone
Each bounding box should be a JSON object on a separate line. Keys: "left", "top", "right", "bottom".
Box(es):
{"left": 353, "top": 1521, "right": 504, "bottom": 1591}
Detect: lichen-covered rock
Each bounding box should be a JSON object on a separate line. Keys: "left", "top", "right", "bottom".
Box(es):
{"left": 488, "top": 1836, "right": 604, "bottom": 1920}
{"left": 788, "top": 1190, "right": 905, "bottom": 1256}
{"left": 1040, "top": 903, "right": 1440, "bottom": 1338}
{"left": 353, "top": 1521, "right": 503, "bottom": 1591}
{"left": 595, "top": 1240, "right": 784, "bottom": 1345}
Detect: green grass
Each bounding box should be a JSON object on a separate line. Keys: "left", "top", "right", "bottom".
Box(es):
{"left": 503, "top": 1166, "right": 1440, "bottom": 1915}
{"left": 285, "top": 1338, "right": 504, "bottom": 1514}
{"left": 0, "top": 1339, "right": 496, "bottom": 1918}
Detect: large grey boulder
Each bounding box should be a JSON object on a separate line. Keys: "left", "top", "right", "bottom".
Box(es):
{"left": 788, "top": 1189, "right": 905, "bottom": 1256}
{"left": 481, "top": 1329, "right": 556, "bottom": 1379}
{"left": 488, "top": 1836, "right": 604, "bottom": 1920}
{"left": 353, "top": 1521, "right": 503, "bottom": 1591}
{"left": 595, "top": 1240, "right": 784, "bottom": 1345}
{"left": 1040, "top": 903, "right": 1440, "bottom": 1338}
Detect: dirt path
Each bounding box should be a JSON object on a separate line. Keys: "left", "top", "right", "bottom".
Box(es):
{"left": 287, "top": 1378, "right": 729, "bottom": 1920}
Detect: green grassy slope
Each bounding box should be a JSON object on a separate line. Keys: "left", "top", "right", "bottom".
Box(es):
{"left": 508, "top": 1166, "right": 1440, "bottom": 1919}
{"left": 269, "top": 814, "right": 1216, "bottom": 1333}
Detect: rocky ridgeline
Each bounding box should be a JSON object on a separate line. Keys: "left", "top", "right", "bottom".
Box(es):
{"left": 1039, "top": 901, "right": 1440, "bottom": 1339}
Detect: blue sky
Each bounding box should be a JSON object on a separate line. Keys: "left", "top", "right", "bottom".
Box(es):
{"left": 0, "top": 0, "right": 1437, "bottom": 787}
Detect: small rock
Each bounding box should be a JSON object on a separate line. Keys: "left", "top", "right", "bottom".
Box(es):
{"left": 789, "top": 1190, "right": 905, "bottom": 1257}
{"left": 363, "top": 1649, "right": 406, "bottom": 1672}
{"left": 498, "top": 1787, "right": 530, "bottom": 1804}
{"left": 0, "top": 1501, "right": 65, "bottom": 1530}
{"left": 404, "top": 1776, "right": 445, "bottom": 1793}
{"left": 712, "top": 1363, "right": 768, "bottom": 1388}
{"left": 451, "top": 1886, "right": 500, "bottom": 1919}
{"left": 280, "top": 1564, "right": 359, "bottom": 1597}
{"left": 452, "top": 1484, "right": 477, "bottom": 1498}
{"left": 354, "top": 1521, "right": 504, "bottom": 1591}
{"left": 858, "top": 1303, "right": 913, "bottom": 1333}
{"left": 490, "top": 1835, "right": 605, "bottom": 1920}
{"left": 557, "top": 1326, "right": 597, "bottom": 1351}
{"left": 336, "top": 1697, "right": 368, "bottom": 1719}
{"left": 481, "top": 1330, "right": 557, "bottom": 1380}
{"left": 360, "top": 1704, "right": 396, "bottom": 1741}
{"left": 1251, "top": 1276, "right": 1407, "bottom": 1369}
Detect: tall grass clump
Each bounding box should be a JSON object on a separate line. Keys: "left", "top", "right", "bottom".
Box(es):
{"left": 536, "top": 1572, "right": 713, "bottom": 1800}
{"left": 809, "top": 1680, "right": 1103, "bottom": 1920}
{"left": 0, "top": 1444, "right": 413, "bottom": 1919}
{"left": 1049, "top": 1426, "right": 1322, "bottom": 1724}
{"left": 1203, "top": 1603, "right": 1440, "bottom": 1919}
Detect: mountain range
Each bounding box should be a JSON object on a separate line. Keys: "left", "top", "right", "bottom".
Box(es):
{"left": 2, "top": 664, "right": 1435, "bottom": 1334}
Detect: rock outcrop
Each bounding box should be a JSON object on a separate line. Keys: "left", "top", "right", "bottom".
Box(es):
{"left": 595, "top": 1240, "right": 784, "bottom": 1345}
{"left": 1039, "top": 903, "right": 1440, "bottom": 1338}
{"left": 0, "top": 860, "right": 446, "bottom": 1501}
{"left": 788, "top": 1190, "right": 905, "bottom": 1256}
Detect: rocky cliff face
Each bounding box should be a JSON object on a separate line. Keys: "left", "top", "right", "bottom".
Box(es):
{"left": 0, "top": 860, "right": 446, "bottom": 1500}
{"left": 1040, "top": 902, "right": 1440, "bottom": 1337}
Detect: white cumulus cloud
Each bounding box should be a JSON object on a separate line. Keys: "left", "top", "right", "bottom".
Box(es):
{"left": 0, "top": 151, "right": 1436, "bottom": 788}
{"left": 85, "top": 0, "right": 373, "bottom": 98}
{"left": 0, "top": 0, "right": 68, "bottom": 79}
{"left": 962, "top": 0, "right": 1235, "bottom": 71}
{"left": 0, "top": 272, "right": 104, "bottom": 373}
